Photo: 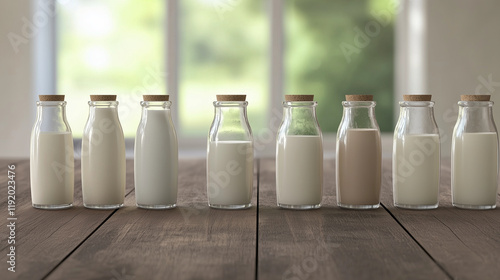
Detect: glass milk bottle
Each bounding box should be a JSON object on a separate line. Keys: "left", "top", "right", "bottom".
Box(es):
{"left": 207, "top": 95, "right": 254, "bottom": 209}
{"left": 30, "top": 95, "right": 74, "bottom": 209}
{"left": 393, "top": 95, "right": 440, "bottom": 209}
{"left": 135, "top": 95, "right": 178, "bottom": 209}
{"left": 81, "top": 95, "right": 126, "bottom": 209}
{"left": 336, "top": 95, "right": 382, "bottom": 209}
{"left": 276, "top": 95, "right": 323, "bottom": 209}
{"left": 452, "top": 95, "right": 498, "bottom": 209}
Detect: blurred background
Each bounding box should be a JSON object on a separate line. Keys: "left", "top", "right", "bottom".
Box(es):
{"left": 1, "top": 0, "right": 500, "bottom": 158}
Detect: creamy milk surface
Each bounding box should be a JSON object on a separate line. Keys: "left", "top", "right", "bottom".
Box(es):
{"left": 30, "top": 132, "right": 74, "bottom": 206}
{"left": 135, "top": 110, "right": 178, "bottom": 207}
{"left": 207, "top": 141, "right": 253, "bottom": 206}
{"left": 393, "top": 134, "right": 440, "bottom": 207}
{"left": 452, "top": 132, "right": 498, "bottom": 207}
{"left": 276, "top": 135, "right": 323, "bottom": 206}
{"left": 82, "top": 108, "right": 125, "bottom": 207}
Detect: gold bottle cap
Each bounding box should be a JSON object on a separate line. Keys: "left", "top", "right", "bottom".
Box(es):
{"left": 460, "top": 95, "right": 490, "bottom": 101}
{"left": 403, "top": 95, "right": 432, "bottom": 101}
{"left": 143, "top": 95, "right": 169, "bottom": 101}
{"left": 39, "top": 95, "right": 64, "bottom": 101}
{"left": 90, "top": 95, "right": 117, "bottom": 101}
{"left": 216, "top": 95, "right": 246, "bottom": 101}
{"left": 285, "top": 95, "right": 314, "bottom": 101}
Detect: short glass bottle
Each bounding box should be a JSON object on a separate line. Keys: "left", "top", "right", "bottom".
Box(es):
{"left": 135, "top": 95, "right": 178, "bottom": 209}
{"left": 452, "top": 95, "right": 498, "bottom": 210}
{"left": 30, "top": 95, "right": 74, "bottom": 209}
{"left": 81, "top": 95, "right": 126, "bottom": 209}
{"left": 336, "top": 95, "right": 382, "bottom": 209}
{"left": 393, "top": 95, "right": 440, "bottom": 209}
{"left": 276, "top": 95, "right": 323, "bottom": 209}
{"left": 207, "top": 95, "right": 254, "bottom": 209}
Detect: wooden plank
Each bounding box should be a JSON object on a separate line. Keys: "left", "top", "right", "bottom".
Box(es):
{"left": 0, "top": 159, "right": 134, "bottom": 280}
{"left": 380, "top": 158, "right": 500, "bottom": 280}
{"left": 258, "top": 158, "right": 449, "bottom": 280}
{"left": 46, "top": 159, "right": 258, "bottom": 280}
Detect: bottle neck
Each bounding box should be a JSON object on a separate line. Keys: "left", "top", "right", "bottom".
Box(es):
{"left": 281, "top": 101, "right": 321, "bottom": 135}
{"left": 210, "top": 101, "right": 252, "bottom": 142}
{"left": 35, "top": 101, "right": 71, "bottom": 133}
{"left": 140, "top": 101, "right": 173, "bottom": 122}
{"left": 88, "top": 101, "right": 119, "bottom": 116}
{"left": 341, "top": 101, "right": 378, "bottom": 129}
{"left": 456, "top": 101, "right": 496, "bottom": 133}
{"left": 397, "top": 102, "right": 438, "bottom": 134}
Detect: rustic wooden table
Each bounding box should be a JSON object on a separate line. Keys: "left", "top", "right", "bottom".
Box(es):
{"left": 1, "top": 158, "right": 499, "bottom": 280}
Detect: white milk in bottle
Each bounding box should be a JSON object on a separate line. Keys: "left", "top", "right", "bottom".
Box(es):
{"left": 276, "top": 95, "right": 323, "bottom": 209}
{"left": 135, "top": 95, "right": 178, "bottom": 209}
{"left": 81, "top": 95, "right": 126, "bottom": 209}
{"left": 393, "top": 95, "right": 440, "bottom": 209}
{"left": 207, "top": 95, "right": 254, "bottom": 209}
{"left": 452, "top": 95, "right": 498, "bottom": 210}
{"left": 30, "top": 95, "right": 74, "bottom": 209}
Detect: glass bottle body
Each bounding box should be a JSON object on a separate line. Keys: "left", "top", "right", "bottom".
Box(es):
{"left": 276, "top": 101, "right": 323, "bottom": 209}
{"left": 336, "top": 101, "right": 381, "bottom": 209}
{"left": 30, "top": 101, "right": 74, "bottom": 209}
{"left": 135, "top": 101, "right": 178, "bottom": 209}
{"left": 81, "top": 101, "right": 125, "bottom": 209}
{"left": 452, "top": 101, "right": 498, "bottom": 209}
{"left": 207, "top": 101, "right": 254, "bottom": 209}
{"left": 393, "top": 101, "right": 440, "bottom": 209}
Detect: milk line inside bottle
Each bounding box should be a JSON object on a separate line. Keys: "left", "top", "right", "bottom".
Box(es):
{"left": 276, "top": 94, "right": 323, "bottom": 210}
{"left": 336, "top": 94, "right": 382, "bottom": 209}
{"left": 393, "top": 94, "right": 440, "bottom": 209}
{"left": 30, "top": 94, "right": 74, "bottom": 209}
{"left": 207, "top": 94, "right": 254, "bottom": 209}
{"left": 452, "top": 94, "right": 498, "bottom": 210}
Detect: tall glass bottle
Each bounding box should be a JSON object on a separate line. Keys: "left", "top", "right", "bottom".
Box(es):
{"left": 452, "top": 95, "right": 498, "bottom": 209}
{"left": 207, "top": 95, "right": 254, "bottom": 209}
{"left": 30, "top": 95, "right": 74, "bottom": 209}
{"left": 81, "top": 95, "right": 125, "bottom": 209}
{"left": 336, "top": 95, "right": 381, "bottom": 209}
{"left": 135, "top": 95, "right": 178, "bottom": 209}
{"left": 276, "top": 95, "right": 323, "bottom": 209}
{"left": 393, "top": 95, "right": 440, "bottom": 209}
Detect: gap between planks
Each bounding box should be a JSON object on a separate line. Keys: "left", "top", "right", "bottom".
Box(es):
{"left": 380, "top": 202, "right": 454, "bottom": 279}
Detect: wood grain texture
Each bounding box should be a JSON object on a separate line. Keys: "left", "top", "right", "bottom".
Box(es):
{"left": 257, "top": 158, "right": 448, "bottom": 280}
{"left": 0, "top": 159, "right": 134, "bottom": 280}
{"left": 380, "top": 158, "right": 500, "bottom": 280}
{"left": 47, "top": 159, "right": 258, "bottom": 280}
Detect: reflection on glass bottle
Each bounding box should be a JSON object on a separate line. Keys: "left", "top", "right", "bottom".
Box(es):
{"left": 135, "top": 95, "right": 178, "bottom": 209}
{"left": 276, "top": 95, "right": 323, "bottom": 209}
{"left": 393, "top": 95, "right": 440, "bottom": 210}
{"left": 452, "top": 95, "right": 498, "bottom": 210}
{"left": 30, "top": 95, "right": 74, "bottom": 209}
{"left": 207, "top": 95, "right": 254, "bottom": 209}
{"left": 336, "top": 95, "right": 381, "bottom": 209}
{"left": 81, "top": 95, "right": 125, "bottom": 209}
